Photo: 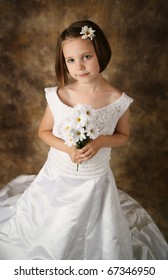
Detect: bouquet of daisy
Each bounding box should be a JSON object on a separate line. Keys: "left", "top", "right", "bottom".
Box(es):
{"left": 60, "top": 104, "right": 99, "bottom": 171}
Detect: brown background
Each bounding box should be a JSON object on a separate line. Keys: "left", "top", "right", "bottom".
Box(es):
{"left": 0, "top": 0, "right": 168, "bottom": 240}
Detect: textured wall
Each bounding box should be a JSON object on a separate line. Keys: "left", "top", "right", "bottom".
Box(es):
{"left": 0, "top": 0, "right": 168, "bottom": 240}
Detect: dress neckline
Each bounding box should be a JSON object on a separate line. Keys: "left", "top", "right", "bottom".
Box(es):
{"left": 54, "top": 86, "right": 125, "bottom": 111}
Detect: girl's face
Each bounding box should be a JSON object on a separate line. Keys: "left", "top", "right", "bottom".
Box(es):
{"left": 63, "top": 38, "right": 100, "bottom": 83}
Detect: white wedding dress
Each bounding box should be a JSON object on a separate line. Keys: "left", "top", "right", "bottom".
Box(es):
{"left": 0, "top": 87, "right": 167, "bottom": 260}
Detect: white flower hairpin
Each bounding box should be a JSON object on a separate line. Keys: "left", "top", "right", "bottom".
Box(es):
{"left": 80, "top": 25, "right": 96, "bottom": 40}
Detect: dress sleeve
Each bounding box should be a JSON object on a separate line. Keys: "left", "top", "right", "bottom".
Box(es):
{"left": 117, "top": 93, "right": 133, "bottom": 119}
{"left": 44, "top": 87, "right": 57, "bottom": 117}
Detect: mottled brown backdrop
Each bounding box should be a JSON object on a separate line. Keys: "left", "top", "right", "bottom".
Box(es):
{"left": 0, "top": 0, "right": 168, "bottom": 240}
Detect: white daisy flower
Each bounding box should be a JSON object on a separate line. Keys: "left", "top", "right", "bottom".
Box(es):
{"left": 73, "top": 107, "right": 88, "bottom": 128}
{"left": 64, "top": 136, "right": 75, "bottom": 147}
{"left": 73, "top": 127, "right": 86, "bottom": 142}
{"left": 74, "top": 104, "right": 94, "bottom": 122}
{"left": 80, "top": 26, "right": 96, "bottom": 40}
{"left": 86, "top": 122, "right": 99, "bottom": 139}
{"left": 59, "top": 104, "right": 100, "bottom": 170}
{"left": 60, "top": 120, "right": 73, "bottom": 136}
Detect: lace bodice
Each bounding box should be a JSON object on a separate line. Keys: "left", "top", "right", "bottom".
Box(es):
{"left": 44, "top": 87, "right": 133, "bottom": 178}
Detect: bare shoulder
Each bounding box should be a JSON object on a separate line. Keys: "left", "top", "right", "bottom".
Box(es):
{"left": 57, "top": 84, "right": 76, "bottom": 106}
{"left": 57, "top": 85, "right": 68, "bottom": 96}
{"left": 103, "top": 82, "right": 123, "bottom": 103}
{"left": 110, "top": 87, "right": 122, "bottom": 100}
{"left": 58, "top": 83, "right": 76, "bottom": 94}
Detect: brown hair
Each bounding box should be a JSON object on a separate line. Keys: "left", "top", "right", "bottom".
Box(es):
{"left": 55, "top": 20, "right": 112, "bottom": 86}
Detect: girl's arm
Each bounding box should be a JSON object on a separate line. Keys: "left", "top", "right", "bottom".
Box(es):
{"left": 38, "top": 105, "right": 70, "bottom": 153}
{"left": 38, "top": 106, "right": 131, "bottom": 164}
{"left": 97, "top": 108, "right": 130, "bottom": 148}
{"left": 38, "top": 106, "right": 84, "bottom": 163}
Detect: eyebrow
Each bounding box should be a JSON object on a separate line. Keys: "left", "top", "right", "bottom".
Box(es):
{"left": 65, "top": 52, "right": 93, "bottom": 59}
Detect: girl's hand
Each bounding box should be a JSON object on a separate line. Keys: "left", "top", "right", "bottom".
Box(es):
{"left": 67, "top": 137, "right": 102, "bottom": 164}
{"left": 76, "top": 137, "right": 102, "bottom": 162}
{"left": 67, "top": 146, "right": 83, "bottom": 164}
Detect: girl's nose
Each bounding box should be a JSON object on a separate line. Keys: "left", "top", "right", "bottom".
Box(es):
{"left": 76, "top": 60, "right": 85, "bottom": 70}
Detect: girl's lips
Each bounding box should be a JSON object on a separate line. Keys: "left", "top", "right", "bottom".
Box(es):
{"left": 78, "top": 73, "right": 89, "bottom": 77}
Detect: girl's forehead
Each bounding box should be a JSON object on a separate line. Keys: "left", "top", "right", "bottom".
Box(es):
{"left": 62, "top": 37, "right": 94, "bottom": 55}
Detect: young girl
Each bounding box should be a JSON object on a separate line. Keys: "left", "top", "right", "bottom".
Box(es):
{"left": 0, "top": 20, "right": 167, "bottom": 260}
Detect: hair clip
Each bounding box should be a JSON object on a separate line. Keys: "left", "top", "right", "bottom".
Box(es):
{"left": 80, "top": 26, "right": 96, "bottom": 40}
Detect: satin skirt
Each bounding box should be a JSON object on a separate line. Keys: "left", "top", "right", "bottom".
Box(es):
{"left": 0, "top": 164, "right": 167, "bottom": 260}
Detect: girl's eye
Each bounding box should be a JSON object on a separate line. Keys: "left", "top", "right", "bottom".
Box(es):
{"left": 83, "top": 55, "right": 92, "bottom": 61}
{"left": 66, "top": 58, "right": 74, "bottom": 63}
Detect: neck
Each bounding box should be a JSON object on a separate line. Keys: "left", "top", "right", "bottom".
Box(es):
{"left": 75, "top": 74, "right": 105, "bottom": 93}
